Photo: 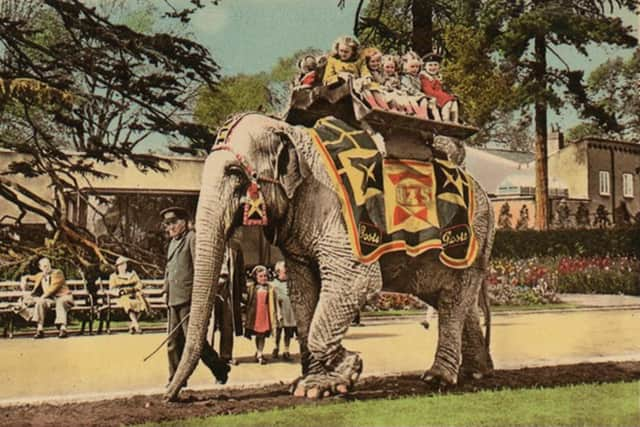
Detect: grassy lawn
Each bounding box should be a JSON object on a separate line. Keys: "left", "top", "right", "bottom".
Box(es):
{"left": 142, "top": 381, "right": 639, "bottom": 427}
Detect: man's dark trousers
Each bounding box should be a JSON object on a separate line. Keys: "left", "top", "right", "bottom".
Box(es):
{"left": 167, "top": 302, "right": 226, "bottom": 382}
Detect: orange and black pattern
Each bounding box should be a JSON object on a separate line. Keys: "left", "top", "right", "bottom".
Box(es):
{"left": 309, "top": 117, "right": 478, "bottom": 269}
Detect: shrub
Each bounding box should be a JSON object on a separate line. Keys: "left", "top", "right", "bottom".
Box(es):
{"left": 493, "top": 228, "right": 640, "bottom": 259}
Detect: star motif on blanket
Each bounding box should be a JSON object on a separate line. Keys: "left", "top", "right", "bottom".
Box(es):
{"left": 437, "top": 161, "right": 468, "bottom": 208}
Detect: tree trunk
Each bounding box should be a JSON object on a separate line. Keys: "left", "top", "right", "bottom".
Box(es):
{"left": 534, "top": 33, "right": 549, "bottom": 230}
{"left": 412, "top": 1, "right": 433, "bottom": 56}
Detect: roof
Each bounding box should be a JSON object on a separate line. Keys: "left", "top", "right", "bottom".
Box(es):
{"left": 464, "top": 147, "right": 535, "bottom": 195}
{"left": 481, "top": 148, "right": 535, "bottom": 164}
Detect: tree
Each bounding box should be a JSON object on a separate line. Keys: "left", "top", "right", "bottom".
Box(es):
{"left": 494, "top": 0, "right": 638, "bottom": 229}
{"left": 567, "top": 50, "right": 640, "bottom": 142}
{"left": 192, "top": 48, "right": 321, "bottom": 149}
{"left": 341, "top": 0, "right": 459, "bottom": 56}
{"left": 193, "top": 73, "right": 272, "bottom": 132}
{"left": 340, "top": 0, "right": 517, "bottom": 131}
{"left": 0, "top": 0, "right": 220, "bottom": 276}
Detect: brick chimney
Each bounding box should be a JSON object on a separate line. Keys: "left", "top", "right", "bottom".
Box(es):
{"left": 548, "top": 130, "right": 565, "bottom": 156}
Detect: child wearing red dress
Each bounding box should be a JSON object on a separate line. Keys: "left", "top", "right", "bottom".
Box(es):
{"left": 244, "top": 265, "right": 278, "bottom": 364}
{"left": 296, "top": 55, "right": 318, "bottom": 87}
{"left": 420, "top": 52, "right": 459, "bottom": 123}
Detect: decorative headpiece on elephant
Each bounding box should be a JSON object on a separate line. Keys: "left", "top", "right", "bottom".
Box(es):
{"left": 165, "top": 113, "right": 495, "bottom": 401}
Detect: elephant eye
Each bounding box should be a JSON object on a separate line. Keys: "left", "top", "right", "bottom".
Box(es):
{"left": 225, "top": 165, "right": 246, "bottom": 179}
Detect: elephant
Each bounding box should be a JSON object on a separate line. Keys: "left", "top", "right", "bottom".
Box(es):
{"left": 165, "top": 113, "right": 495, "bottom": 401}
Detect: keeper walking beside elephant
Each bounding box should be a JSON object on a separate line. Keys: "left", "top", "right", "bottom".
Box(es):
{"left": 161, "top": 206, "right": 230, "bottom": 386}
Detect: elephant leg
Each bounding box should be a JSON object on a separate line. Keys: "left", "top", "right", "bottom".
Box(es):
{"left": 293, "top": 259, "right": 381, "bottom": 398}
{"left": 423, "top": 268, "right": 482, "bottom": 386}
{"left": 460, "top": 303, "right": 493, "bottom": 380}
{"left": 286, "top": 259, "right": 321, "bottom": 377}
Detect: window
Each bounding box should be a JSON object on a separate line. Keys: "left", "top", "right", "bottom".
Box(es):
{"left": 623, "top": 173, "right": 634, "bottom": 198}
{"left": 599, "top": 171, "right": 610, "bottom": 196}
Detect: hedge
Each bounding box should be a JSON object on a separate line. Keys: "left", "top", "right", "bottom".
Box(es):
{"left": 493, "top": 227, "right": 640, "bottom": 259}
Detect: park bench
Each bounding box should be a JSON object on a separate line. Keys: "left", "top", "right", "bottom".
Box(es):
{"left": 0, "top": 279, "right": 96, "bottom": 338}
{"left": 95, "top": 278, "right": 167, "bottom": 334}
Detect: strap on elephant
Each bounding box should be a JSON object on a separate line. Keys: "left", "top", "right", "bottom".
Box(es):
{"left": 211, "top": 144, "right": 279, "bottom": 226}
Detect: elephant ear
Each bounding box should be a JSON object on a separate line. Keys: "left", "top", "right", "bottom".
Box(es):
{"left": 274, "top": 130, "right": 308, "bottom": 199}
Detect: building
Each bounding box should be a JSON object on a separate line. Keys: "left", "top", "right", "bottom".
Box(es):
{"left": 0, "top": 149, "right": 279, "bottom": 268}
{"left": 547, "top": 133, "right": 640, "bottom": 227}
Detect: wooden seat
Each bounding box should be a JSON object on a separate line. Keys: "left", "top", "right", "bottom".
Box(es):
{"left": 96, "top": 279, "right": 166, "bottom": 334}
{"left": 0, "top": 280, "right": 96, "bottom": 338}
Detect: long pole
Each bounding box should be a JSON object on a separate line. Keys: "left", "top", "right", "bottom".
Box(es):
{"left": 143, "top": 313, "right": 189, "bottom": 362}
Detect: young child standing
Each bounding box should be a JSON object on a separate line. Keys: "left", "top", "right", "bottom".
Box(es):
{"left": 322, "top": 36, "right": 371, "bottom": 86}
{"left": 244, "top": 265, "right": 278, "bottom": 365}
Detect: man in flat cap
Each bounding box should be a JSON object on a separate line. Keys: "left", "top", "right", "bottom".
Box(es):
{"left": 161, "top": 206, "right": 230, "bottom": 386}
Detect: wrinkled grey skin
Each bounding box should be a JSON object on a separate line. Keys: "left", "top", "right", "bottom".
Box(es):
{"left": 165, "top": 113, "right": 494, "bottom": 401}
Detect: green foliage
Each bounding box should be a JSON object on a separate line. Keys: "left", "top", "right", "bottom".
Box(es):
{"left": 193, "top": 47, "right": 320, "bottom": 131}
{"left": 555, "top": 266, "right": 639, "bottom": 295}
{"left": 568, "top": 51, "right": 640, "bottom": 142}
{"left": 193, "top": 73, "right": 271, "bottom": 130}
{"left": 494, "top": 0, "right": 637, "bottom": 127}
{"left": 356, "top": 0, "right": 413, "bottom": 53}
{"left": 443, "top": 24, "right": 515, "bottom": 129}
{"left": 493, "top": 228, "right": 640, "bottom": 259}
{"left": 143, "top": 381, "right": 640, "bottom": 427}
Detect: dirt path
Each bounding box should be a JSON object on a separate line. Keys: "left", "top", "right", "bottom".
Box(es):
{"left": 2, "top": 309, "right": 639, "bottom": 405}
{"left": 1, "top": 361, "right": 639, "bottom": 427}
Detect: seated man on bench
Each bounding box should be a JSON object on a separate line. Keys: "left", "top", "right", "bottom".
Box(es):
{"left": 20, "top": 257, "right": 74, "bottom": 339}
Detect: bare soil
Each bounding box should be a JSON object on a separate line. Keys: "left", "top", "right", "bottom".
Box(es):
{"left": 2, "top": 361, "right": 639, "bottom": 427}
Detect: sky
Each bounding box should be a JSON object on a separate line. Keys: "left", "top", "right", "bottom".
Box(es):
{"left": 143, "top": 0, "right": 639, "bottom": 151}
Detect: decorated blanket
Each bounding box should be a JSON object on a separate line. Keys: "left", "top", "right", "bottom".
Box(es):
{"left": 309, "top": 117, "right": 478, "bottom": 269}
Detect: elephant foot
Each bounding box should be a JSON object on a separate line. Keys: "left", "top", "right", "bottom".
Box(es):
{"left": 460, "top": 351, "right": 494, "bottom": 381}
{"left": 460, "top": 361, "right": 493, "bottom": 381}
{"left": 421, "top": 365, "right": 458, "bottom": 386}
{"left": 164, "top": 384, "right": 182, "bottom": 402}
{"left": 290, "top": 372, "right": 353, "bottom": 399}
{"left": 331, "top": 350, "right": 363, "bottom": 386}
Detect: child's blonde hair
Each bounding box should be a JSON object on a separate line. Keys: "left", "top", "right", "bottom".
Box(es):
{"left": 381, "top": 54, "right": 399, "bottom": 73}
{"left": 401, "top": 51, "right": 422, "bottom": 73}
{"left": 330, "top": 35, "right": 360, "bottom": 61}
{"left": 361, "top": 47, "right": 382, "bottom": 66}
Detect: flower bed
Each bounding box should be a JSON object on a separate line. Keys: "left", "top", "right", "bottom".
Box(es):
{"left": 487, "top": 256, "right": 640, "bottom": 305}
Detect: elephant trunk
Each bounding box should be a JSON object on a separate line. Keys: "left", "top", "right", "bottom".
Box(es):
{"left": 165, "top": 157, "right": 228, "bottom": 401}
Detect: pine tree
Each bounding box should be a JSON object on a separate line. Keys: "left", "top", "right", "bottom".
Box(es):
{"left": 493, "top": 0, "right": 637, "bottom": 229}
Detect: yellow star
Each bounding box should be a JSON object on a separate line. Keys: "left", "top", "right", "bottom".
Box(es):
{"left": 246, "top": 199, "right": 264, "bottom": 217}
{"left": 442, "top": 167, "right": 464, "bottom": 196}
{"left": 357, "top": 161, "right": 377, "bottom": 183}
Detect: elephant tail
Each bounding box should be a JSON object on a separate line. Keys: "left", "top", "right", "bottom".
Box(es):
{"left": 480, "top": 277, "right": 491, "bottom": 351}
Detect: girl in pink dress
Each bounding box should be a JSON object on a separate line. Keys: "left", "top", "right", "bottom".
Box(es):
{"left": 244, "top": 265, "right": 278, "bottom": 364}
